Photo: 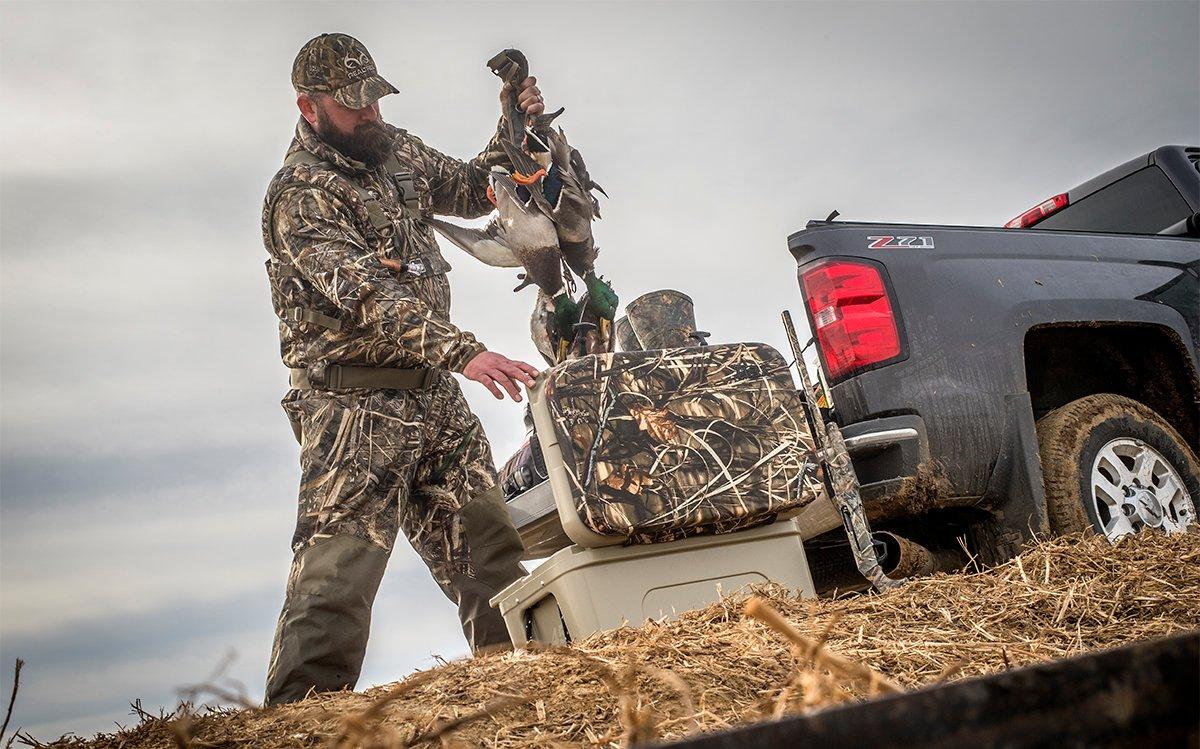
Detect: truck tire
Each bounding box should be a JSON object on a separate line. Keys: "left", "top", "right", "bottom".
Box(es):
{"left": 1036, "top": 394, "right": 1199, "bottom": 541}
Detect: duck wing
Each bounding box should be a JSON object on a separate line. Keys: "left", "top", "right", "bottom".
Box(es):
{"left": 425, "top": 215, "right": 521, "bottom": 268}
{"left": 529, "top": 289, "right": 559, "bottom": 367}
{"left": 542, "top": 129, "right": 598, "bottom": 252}
{"left": 549, "top": 127, "right": 607, "bottom": 217}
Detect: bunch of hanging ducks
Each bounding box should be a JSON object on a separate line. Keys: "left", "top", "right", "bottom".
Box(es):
{"left": 424, "top": 49, "right": 618, "bottom": 366}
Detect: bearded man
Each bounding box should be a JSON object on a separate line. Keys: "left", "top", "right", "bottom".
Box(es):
{"left": 261, "top": 33, "right": 540, "bottom": 705}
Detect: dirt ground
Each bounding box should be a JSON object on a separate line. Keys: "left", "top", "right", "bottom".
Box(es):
{"left": 22, "top": 531, "right": 1200, "bottom": 749}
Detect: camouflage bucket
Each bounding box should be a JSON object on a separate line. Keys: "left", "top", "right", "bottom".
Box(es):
{"left": 613, "top": 316, "right": 642, "bottom": 352}
{"left": 625, "top": 290, "right": 703, "bottom": 350}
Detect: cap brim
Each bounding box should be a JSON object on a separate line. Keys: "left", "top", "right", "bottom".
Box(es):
{"left": 332, "top": 74, "right": 399, "bottom": 109}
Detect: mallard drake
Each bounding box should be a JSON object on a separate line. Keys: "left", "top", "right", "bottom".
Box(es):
{"left": 499, "top": 127, "right": 620, "bottom": 331}
{"left": 543, "top": 127, "right": 598, "bottom": 269}
{"left": 568, "top": 289, "right": 615, "bottom": 359}
{"left": 427, "top": 171, "right": 580, "bottom": 351}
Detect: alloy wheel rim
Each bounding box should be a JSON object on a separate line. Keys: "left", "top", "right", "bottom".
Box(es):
{"left": 1089, "top": 437, "right": 1196, "bottom": 542}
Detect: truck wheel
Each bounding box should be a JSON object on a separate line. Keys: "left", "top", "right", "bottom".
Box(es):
{"left": 1036, "top": 394, "right": 1199, "bottom": 542}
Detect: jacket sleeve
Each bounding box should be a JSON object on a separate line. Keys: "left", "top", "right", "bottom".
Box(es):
{"left": 413, "top": 117, "right": 513, "bottom": 219}
{"left": 272, "top": 186, "right": 487, "bottom": 372}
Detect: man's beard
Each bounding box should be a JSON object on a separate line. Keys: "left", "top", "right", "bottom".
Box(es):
{"left": 315, "top": 113, "right": 392, "bottom": 167}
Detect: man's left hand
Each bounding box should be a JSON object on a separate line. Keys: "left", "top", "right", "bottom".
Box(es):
{"left": 500, "top": 76, "right": 545, "bottom": 116}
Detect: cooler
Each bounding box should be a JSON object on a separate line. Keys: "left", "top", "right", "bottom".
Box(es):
{"left": 492, "top": 342, "right": 840, "bottom": 644}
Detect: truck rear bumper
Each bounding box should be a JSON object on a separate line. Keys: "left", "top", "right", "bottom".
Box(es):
{"left": 841, "top": 415, "right": 928, "bottom": 508}
{"left": 839, "top": 392, "right": 1050, "bottom": 560}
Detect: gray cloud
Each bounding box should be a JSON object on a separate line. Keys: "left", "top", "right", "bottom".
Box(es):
{"left": 2, "top": 0, "right": 1196, "bottom": 740}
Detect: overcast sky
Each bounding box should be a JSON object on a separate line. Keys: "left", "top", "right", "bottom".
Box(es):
{"left": 1, "top": 0, "right": 1197, "bottom": 740}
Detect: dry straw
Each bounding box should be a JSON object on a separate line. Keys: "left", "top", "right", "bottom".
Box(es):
{"left": 31, "top": 531, "right": 1200, "bottom": 748}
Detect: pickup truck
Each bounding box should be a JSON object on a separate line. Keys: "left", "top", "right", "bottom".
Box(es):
{"left": 790, "top": 144, "right": 1200, "bottom": 572}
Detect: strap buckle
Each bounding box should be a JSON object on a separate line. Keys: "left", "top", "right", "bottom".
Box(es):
{"left": 286, "top": 307, "right": 343, "bottom": 332}
{"left": 298, "top": 365, "right": 338, "bottom": 389}
{"left": 318, "top": 365, "right": 343, "bottom": 389}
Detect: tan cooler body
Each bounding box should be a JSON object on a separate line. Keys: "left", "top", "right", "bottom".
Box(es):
{"left": 494, "top": 517, "right": 815, "bottom": 646}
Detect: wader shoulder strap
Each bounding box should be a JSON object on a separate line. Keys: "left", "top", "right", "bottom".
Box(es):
{"left": 383, "top": 153, "right": 421, "bottom": 214}
{"left": 282, "top": 148, "right": 418, "bottom": 228}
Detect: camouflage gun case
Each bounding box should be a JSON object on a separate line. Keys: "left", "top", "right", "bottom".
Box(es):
{"left": 528, "top": 342, "right": 824, "bottom": 546}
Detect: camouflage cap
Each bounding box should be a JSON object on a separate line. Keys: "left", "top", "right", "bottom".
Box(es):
{"left": 292, "top": 33, "right": 399, "bottom": 109}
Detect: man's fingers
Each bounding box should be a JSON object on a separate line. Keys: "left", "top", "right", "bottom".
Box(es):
{"left": 491, "top": 370, "right": 522, "bottom": 402}
{"left": 466, "top": 353, "right": 540, "bottom": 401}
{"left": 515, "top": 361, "right": 541, "bottom": 380}
{"left": 500, "top": 362, "right": 536, "bottom": 387}
{"left": 517, "top": 97, "right": 542, "bottom": 114}
{"left": 478, "top": 373, "right": 503, "bottom": 400}
{"left": 516, "top": 79, "right": 542, "bottom": 114}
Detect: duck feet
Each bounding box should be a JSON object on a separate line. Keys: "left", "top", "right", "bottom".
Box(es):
{"left": 512, "top": 273, "right": 536, "bottom": 293}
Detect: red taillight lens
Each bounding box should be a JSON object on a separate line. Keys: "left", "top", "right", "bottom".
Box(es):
{"left": 801, "top": 260, "right": 902, "bottom": 381}
{"left": 1004, "top": 193, "right": 1069, "bottom": 229}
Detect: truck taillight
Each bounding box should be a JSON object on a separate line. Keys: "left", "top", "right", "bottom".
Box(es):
{"left": 801, "top": 260, "right": 902, "bottom": 381}
{"left": 1004, "top": 193, "right": 1069, "bottom": 229}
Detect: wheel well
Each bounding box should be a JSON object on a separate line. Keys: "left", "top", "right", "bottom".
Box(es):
{"left": 1024, "top": 323, "right": 1199, "bottom": 450}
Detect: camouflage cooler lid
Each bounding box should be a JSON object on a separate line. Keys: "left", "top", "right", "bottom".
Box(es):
{"left": 537, "top": 343, "right": 824, "bottom": 544}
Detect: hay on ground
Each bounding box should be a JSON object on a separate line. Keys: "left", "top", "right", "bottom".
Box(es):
{"left": 31, "top": 531, "right": 1200, "bottom": 748}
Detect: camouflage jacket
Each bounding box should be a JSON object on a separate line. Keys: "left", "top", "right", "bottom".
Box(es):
{"left": 262, "top": 117, "right": 511, "bottom": 374}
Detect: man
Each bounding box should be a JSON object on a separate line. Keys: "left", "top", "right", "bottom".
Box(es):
{"left": 261, "top": 33, "right": 542, "bottom": 706}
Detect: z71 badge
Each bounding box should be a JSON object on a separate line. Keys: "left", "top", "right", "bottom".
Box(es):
{"left": 867, "top": 235, "right": 935, "bottom": 249}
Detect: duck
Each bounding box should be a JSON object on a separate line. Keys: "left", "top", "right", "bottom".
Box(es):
{"left": 541, "top": 127, "right": 618, "bottom": 327}
{"left": 426, "top": 170, "right": 580, "bottom": 353}
{"left": 568, "top": 289, "right": 615, "bottom": 360}
{"left": 497, "top": 128, "right": 619, "bottom": 334}
{"left": 487, "top": 48, "right": 563, "bottom": 174}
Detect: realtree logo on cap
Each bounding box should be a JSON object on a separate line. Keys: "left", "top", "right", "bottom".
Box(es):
{"left": 342, "top": 51, "right": 374, "bottom": 81}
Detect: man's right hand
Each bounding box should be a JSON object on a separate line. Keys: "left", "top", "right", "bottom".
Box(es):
{"left": 463, "top": 351, "right": 540, "bottom": 402}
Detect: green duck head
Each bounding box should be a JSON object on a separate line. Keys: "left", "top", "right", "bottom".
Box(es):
{"left": 583, "top": 273, "right": 619, "bottom": 320}
{"left": 550, "top": 292, "right": 581, "bottom": 343}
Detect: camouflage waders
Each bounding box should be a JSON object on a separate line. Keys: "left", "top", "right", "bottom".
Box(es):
{"left": 264, "top": 374, "right": 525, "bottom": 705}
{"left": 262, "top": 34, "right": 529, "bottom": 707}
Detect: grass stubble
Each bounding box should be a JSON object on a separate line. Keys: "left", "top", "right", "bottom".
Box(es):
{"left": 23, "top": 531, "right": 1199, "bottom": 749}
